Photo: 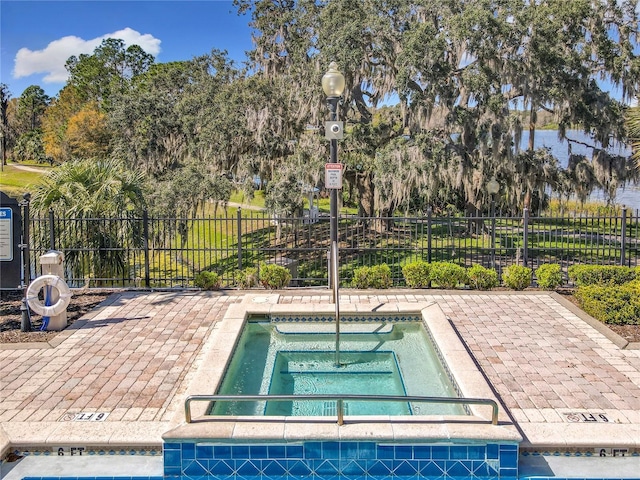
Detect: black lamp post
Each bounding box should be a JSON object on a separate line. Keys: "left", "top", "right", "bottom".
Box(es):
{"left": 322, "top": 62, "right": 345, "bottom": 301}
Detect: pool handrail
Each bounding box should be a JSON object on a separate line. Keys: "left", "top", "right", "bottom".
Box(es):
{"left": 184, "top": 394, "right": 499, "bottom": 426}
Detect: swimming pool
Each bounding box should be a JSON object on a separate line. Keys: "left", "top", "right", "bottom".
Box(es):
{"left": 210, "top": 320, "right": 465, "bottom": 417}
{"left": 162, "top": 298, "right": 522, "bottom": 478}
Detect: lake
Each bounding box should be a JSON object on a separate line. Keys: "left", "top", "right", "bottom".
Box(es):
{"left": 520, "top": 129, "right": 638, "bottom": 211}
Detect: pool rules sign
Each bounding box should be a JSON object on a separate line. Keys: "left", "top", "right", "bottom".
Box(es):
{"left": 0, "top": 192, "right": 22, "bottom": 289}
{"left": 325, "top": 163, "right": 343, "bottom": 189}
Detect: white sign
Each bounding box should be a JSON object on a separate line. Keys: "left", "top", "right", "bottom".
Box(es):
{"left": 325, "top": 163, "right": 343, "bottom": 189}
{"left": 0, "top": 208, "right": 13, "bottom": 262}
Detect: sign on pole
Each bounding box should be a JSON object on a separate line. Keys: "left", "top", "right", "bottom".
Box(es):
{"left": 0, "top": 207, "right": 13, "bottom": 262}
{"left": 325, "top": 163, "right": 343, "bottom": 189}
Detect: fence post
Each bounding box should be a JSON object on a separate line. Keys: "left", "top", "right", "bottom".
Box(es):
{"left": 48, "top": 207, "right": 55, "bottom": 250}
{"left": 143, "top": 209, "right": 150, "bottom": 288}
{"left": 237, "top": 207, "right": 243, "bottom": 270}
{"left": 522, "top": 208, "right": 529, "bottom": 267}
{"left": 427, "top": 207, "right": 432, "bottom": 263}
{"left": 20, "top": 193, "right": 31, "bottom": 287}
{"left": 620, "top": 207, "right": 627, "bottom": 266}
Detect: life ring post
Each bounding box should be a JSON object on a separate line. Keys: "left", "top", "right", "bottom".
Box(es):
{"left": 27, "top": 251, "right": 71, "bottom": 331}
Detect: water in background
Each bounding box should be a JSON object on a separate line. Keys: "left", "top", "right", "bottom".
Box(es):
{"left": 520, "top": 129, "right": 638, "bottom": 210}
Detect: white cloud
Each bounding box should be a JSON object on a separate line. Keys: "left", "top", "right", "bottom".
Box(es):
{"left": 13, "top": 28, "right": 161, "bottom": 83}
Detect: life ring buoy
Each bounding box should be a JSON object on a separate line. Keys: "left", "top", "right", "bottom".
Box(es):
{"left": 26, "top": 275, "right": 72, "bottom": 317}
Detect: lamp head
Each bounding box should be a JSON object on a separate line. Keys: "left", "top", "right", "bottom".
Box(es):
{"left": 322, "top": 62, "right": 345, "bottom": 97}
{"left": 487, "top": 178, "right": 500, "bottom": 195}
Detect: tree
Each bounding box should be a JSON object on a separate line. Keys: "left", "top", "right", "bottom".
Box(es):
{"left": 627, "top": 101, "right": 640, "bottom": 171}
{"left": 235, "top": 0, "right": 639, "bottom": 216}
{"left": 66, "top": 38, "right": 154, "bottom": 108}
{"left": 66, "top": 103, "right": 111, "bottom": 159}
{"left": 0, "top": 84, "right": 10, "bottom": 170}
{"left": 16, "top": 85, "right": 49, "bottom": 131}
{"left": 42, "top": 85, "right": 85, "bottom": 163}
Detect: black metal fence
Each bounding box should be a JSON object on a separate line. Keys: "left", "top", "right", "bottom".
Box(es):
{"left": 28, "top": 207, "right": 639, "bottom": 289}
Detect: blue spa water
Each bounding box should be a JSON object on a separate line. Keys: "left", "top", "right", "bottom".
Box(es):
{"left": 210, "top": 320, "right": 465, "bottom": 416}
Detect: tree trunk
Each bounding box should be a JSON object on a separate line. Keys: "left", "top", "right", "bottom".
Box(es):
{"left": 356, "top": 172, "right": 375, "bottom": 218}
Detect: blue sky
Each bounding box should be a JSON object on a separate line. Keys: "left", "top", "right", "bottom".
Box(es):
{"left": 1, "top": 1, "right": 255, "bottom": 98}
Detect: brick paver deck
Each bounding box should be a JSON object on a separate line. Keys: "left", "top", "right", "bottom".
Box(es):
{"left": 1, "top": 290, "right": 639, "bottom": 455}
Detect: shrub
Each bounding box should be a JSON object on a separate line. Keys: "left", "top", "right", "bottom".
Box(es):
{"left": 535, "top": 264, "right": 563, "bottom": 290}
{"left": 194, "top": 270, "right": 221, "bottom": 290}
{"left": 567, "top": 265, "right": 636, "bottom": 286}
{"left": 574, "top": 280, "right": 640, "bottom": 325}
{"left": 402, "top": 261, "right": 431, "bottom": 288}
{"left": 467, "top": 264, "right": 499, "bottom": 290}
{"left": 429, "top": 261, "right": 467, "bottom": 289}
{"left": 502, "top": 265, "right": 532, "bottom": 290}
{"left": 352, "top": 264, "right": 392, "bottom": 289}
{"left": 259, "top": 263, "right": 292, "bottom": 289}
{"left": 237, "top": 267, "right": 258, "bottom": 288}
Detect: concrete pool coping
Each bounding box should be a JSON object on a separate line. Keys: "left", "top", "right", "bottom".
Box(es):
{"left": 163, "top": 294, "right": 522, "bottom": 445}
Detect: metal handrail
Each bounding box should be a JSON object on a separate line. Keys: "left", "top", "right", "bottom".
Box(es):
{"left": 184, "top": 394, "right": 499, "bottom": 426}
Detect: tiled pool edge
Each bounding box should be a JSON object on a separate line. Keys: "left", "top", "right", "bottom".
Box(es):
{"left": 162, "top": 440, "right": 519, "bottom": 478}
{"left": 162, "top": 296, "right": 522, "bottom": 478}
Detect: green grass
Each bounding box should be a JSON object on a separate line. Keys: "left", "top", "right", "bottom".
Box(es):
{"left": 0, "top": 164, "right": 46, "bottom": 198}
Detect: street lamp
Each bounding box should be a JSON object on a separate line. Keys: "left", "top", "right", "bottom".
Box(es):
{"left": 487, "top": 178, "right": 499, "bottom": 270}
{"left": 323, "top": 62, "right": 345, "bottom": 368}
{"left": 322, "top": 62, "right": 345, "bottom": 302}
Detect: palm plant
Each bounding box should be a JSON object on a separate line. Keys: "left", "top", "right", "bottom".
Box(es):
{"left": 30, "top": 158, "right": 146, "bottom": 286}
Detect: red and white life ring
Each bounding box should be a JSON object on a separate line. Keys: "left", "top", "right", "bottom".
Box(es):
{"left": 26, "top": 275, "right": 72, "bottom": 317}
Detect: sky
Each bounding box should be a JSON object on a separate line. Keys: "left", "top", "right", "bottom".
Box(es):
{"left": 1, "top": 0, "right": 255, "bottom": 98}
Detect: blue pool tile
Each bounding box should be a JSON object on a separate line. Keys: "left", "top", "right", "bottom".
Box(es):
{"left": 164, "top": 442, "right": 181, "bottom": 451}
{"left": 213, "top": 445, "right": 232, "bottom": 459}
{"left": 267, "top": 445, "right": 286, "bottom": 459}
{"left": 450, "top": 446, "right": 468, "bottom": 460}
{"left": 377, "top": 445, "right": 395, "bottom": 459}
{"left": 322, "top": 442, "right": 339, "bottom": 459}
{"left": 394, "top": 445, "right": 412, "bottom": 459}
{"left": 286, "top": 444, "right": 303, "bottom": 458}
{"left": 357, "top": 442, "right": 376, "bottom": 459}
{"left": 305, "top": 442, "right": 323, "bottom": 459}
{"left": 164, "top": 465, "right": 181, "bottom": 476}
{"left": 468, "top": 445, "right": 485, "bottom": 460}
{"left": 184, "top": 460, "right": 208, "bottom": 476}
{"left": 182, "top": 443, "right": 195, "bottom": 460}
{"left": 446, "top": 459, "right": 472, "bottom": 476}
{"left": 340, "top": 442, "right": 359, "bottom": 459}
{"left": 163, "top": 448, "right": 181, "bottom": 468}
{"left": 236, "top": 460, "right": 260, "bottom": 476}
{"left": 367, "top": 459, "right": 393, "bottom": 476}
{"left": 393, "top": 459, "right": 418, "bottom": 476}
{"left": 262, "top": 459, "right": 287, "bottom": 476}
{"left": 195, "top": 444, "right": 213, "bottom": 459}
{"left": 487, "top": 443, "right": 499, "bottom": 459}
{"left": 342, "top": 459, "right": 366, "bottom": 476}
{"left": 500, "top": 450, "right": 519, "bottom": 469}
{"left": 473, "top": 460, "right": 498, "bottom": 476}
{"left": 420, "top": 460, "right": 446, "bottom": 476}
{"left": 210, "top": 459, "right": 234, "bottom": 476}
{"left": 431, "top": 445, "right": 450, "bottom": 460}
{"left": 231, "top": 445, "right": 250, "bottom": 459}
{"left": 413, "top": 445, "right": 432, "bottom": 459}
{"left": 315, "top": 459, "right": 340, "bottom": 476}
{"left": 249, "top": 445, "right": 268, "bottom": 459}
{"left": 287, "top": 459, "right": 312, "bottom": 475}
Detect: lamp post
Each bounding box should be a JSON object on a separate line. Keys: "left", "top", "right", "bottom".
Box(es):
{"left": 322, "top": 62, "right": 345, "bottom": 302}
{"left": 323, "top": 62, "right": 345, "bottom": 367}
{"left": 487, "top": 178, "right": 500, "bottom": 270}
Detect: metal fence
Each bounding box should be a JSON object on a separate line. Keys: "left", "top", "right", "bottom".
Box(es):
{"left": 28, "top": 207, "right": 639, "bottom": 289}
